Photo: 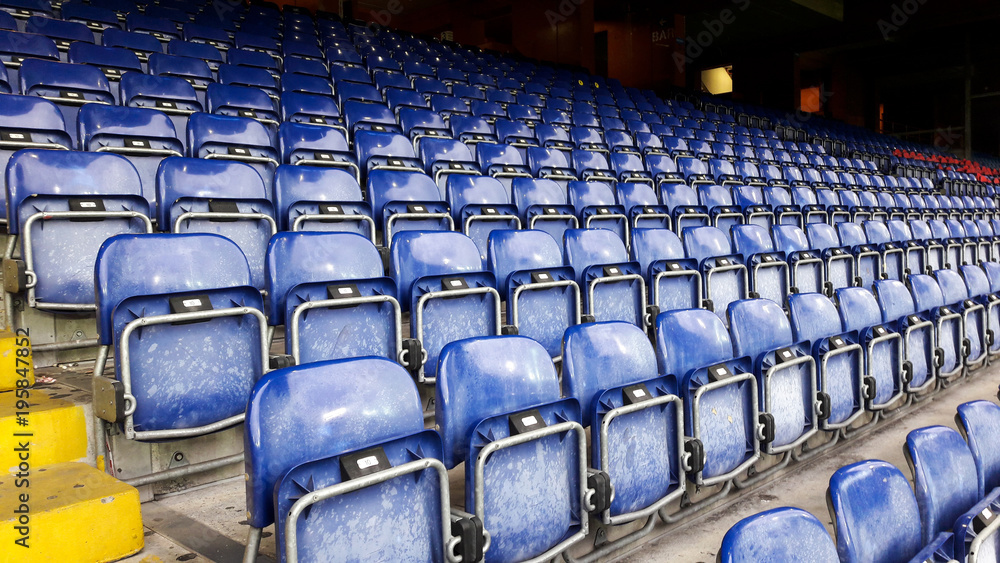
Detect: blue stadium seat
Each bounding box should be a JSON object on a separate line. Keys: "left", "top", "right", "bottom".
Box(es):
{"left": 960, "top": 264, "right": 1000, "bottom": 361}
{"left": 683, "top": 225, "right": 749, "bottom": 323}
{"left": 486, "top": 229, "right": 578, "bottom": 358}
{"left": 654, "top": 308, "right": 759, "bottom": 488}
{"left": 8, "top": 150, "right": 152, "bottom": 311}
{"left": 390, "top": 231, "right": 501, "bottom": 381}
{"left": 366, "top": 169, "right": 452, "bottom": 245}
{"left": 834, "top": 287, "right": 906, "bottom": 412}
{"left": 436, "top": 335, "right": 592, "bottom": 562}
{"left": 168, "top": 40, "right": 224, "bottom": 73}
{"left": 511, "top": 177, "right": 578, "bottom": 245}
{"left": 732, "top": 185, "right": 776, "bottom": 230}
{"left": 419, "top": 137, "right": 482, "bottom": 193}
{"left": 827, "top": 460, "right": 927, "bottom": 563}
{"left": 563, "top": 228, "right": 647, "bottom": 327}
{"left": 615, "top": 182, "right": 671, "bottom": 230}
{"left": 718, "top": 508, "right": 838, "bottom": 563}
{"left": 24, "top": 16, "right": 92, "bottom": 60}
{"left": 446, "top": 175, "right": 519, "bottom": 261}
{"left": 264, "top": 232, "right": 402, "bottom": 364}
{"left": 182, "top": 23, "right": 233, "bottom": 52}
{"left": 18, "top": 58, "right": 113, "bottom": 146}
{"left": 630, "top": 228, "right": 701, "bottom": 314}
{"left": 354, "top": 129, "right": 422, "bottom": 178}
{"left": 102, "top": 28, "right": 163, "bottom": 65}
{"left": 956, "top": 400, "right": 1000, "bottom": 497}
{"left": 272, "top": 164, "right": 373, "bottom": 239}
{"left": 910, "top": 219, "right": 946, "bottom": 272}
{"left": 905, "top": 425, "right": 1000, "bottom": 558}
{"left": 731, "top": 224, "right": 789, "bottom": 305}
{"left": 909, "top": 273, "right": 964, "bottom": 383}
{"left": 206, "top": 83, "right": 279, "bottom": 135}
{"left": 156, "top": 157, "right": 275, "bottom": 291}
{"left": 242, "top": 358, "right": 476, "bottom": 563}
{"left": 280, "top": 91, "right": 347, "bottom": 138}
{"left": 698, "top": 184, "right": 745, "bottom": 234}
{"left": 525, "top": 146, "right": 578, "bottom": 184}
{"left": 571, "top": 149, "right": 617, "bottom": 184}
{"left": 771, "top": 225, "right": 824, "bottom": 295}
{"left": 119, "top": 73, "right": 201, "bottom": 147}
{"left": 729, "top": 298, "right": 819, "bottom": 454}
{"left": 147, "top": 53, "right": 212, "bottom": 106}
{"left": 873, "top": 279, "right": 937, "bottom": 395}
{"left": 888, "top": 219, "right": 927, "bottom": 276}
{"left": 126, "top": 13, "right": 181, "bottom": 44}
{"left": 186, "top": 112, "right": 278, "bottom": 193}
{"left": 475, "top": 142, "right": 533, "bottom": 191}
{"left": 94, "top": 232, "right": 266, "bottom": 444}
{"left": 806, "top": 223, "right": 856, "bottom": 294}
{"left": 77, "top": 104, "right": 183, "bottom": 211}
{"left": 863, "top": 220, "right": 905, "bottom": 282}
{"left": 934, "top": 268, "right": 987, "bottom": 371}
{"left": 230, "top": 49, "right": 280, "bottom": 80}
{"left": 788, "top": 292, "right": 866, "bottom": 431}
{"left": 0, "top": 95, "right": 72, "bottom": 224}
{"left": 567, "top": 181, "right": 628, "bottom": 246}
{"left": 562, "top": 321, "right": 688, "bottom": 524}
{"left": 277, "top": 121, "right": 358, "bottom": 182}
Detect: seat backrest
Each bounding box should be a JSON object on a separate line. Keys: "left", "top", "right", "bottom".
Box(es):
{"left": 655, "top": 308, "right": 735, "bottom": 376}
{"left": 564, "top": 228, "right": 629, "bottom": 275}
{"left": 863, "top": 221, "right": 892, "bottom": 245}
{"left": 827, "top": 460, "right": 922, "bottom": 563}
{"left": 95, "top": 233, "right": 252, "bottom": 345}
{"left": 834, "top": 287, "right": 882, "bottom": 333}
{"left": 563, "top": 321, "right": 659, "bottom": 427}
{"left": 683, "top": 226, "right": 733, "bottom": 263}
{"left": 934, "top": 268, "right": 969, "bottom": 304}
{"left": 908, "top": 219, "right": 932, "bottom": 241}
{"left": 886, "top": 220, "right": 912, "bottom": 242}
{"left": 272, "top": 165, "right": 362, "bottom": 229}
{"left": 264, "top": 231, "right": 384, "bottom": 325}
{"left": 730, "top": 224, "right": 775, "bottom": 260}
{"left": 836, "top": 222, "right": 867, "bottom": 247}
{"left": 788, "top": 293, "right": 843, "bottom": 343}
{"left": 486, "top": 229, "right": 563, "bottom": 295}
{"left": 905, "top": 425, "right": 980, "bottom": 544}
{"left": 389, "top": 231, "right": 485, "bottom": 306}
{"left": 354, "top": 129, "right": 415, "bottom": 164}
{"left": 630, "top": 228, "right": 685, "bottom": 274}
{"left": 806, "top": 223, "right": 842, "bottom": 251}
{"left": 771, "top": 225, "right": 810, "bottom": 255}
{"left": 960, "top": 265, "right": 991, "bottom": 300}
{"left": 728, "top": 298, "right": 794, "bottom": 358}
{"left": 436, "top": 335, "right": 561, "bottom": 468}
{"left": 512, "top": 177, "right": 567, "bottom": 213}
{"left": 567, "top": 181, "right": 615, "bottom": 211}
{"left": 186, "top": 112, "right": 274, "bottom": 155}
{"left": 908, "top": 273, "right": 945, "bottom": 311}
{"left": 957, "top": 400, "right": 1000, "bottom": 496}
{"left": 119, "top": 72, "right": 201, "bottom": 111}
{"left": 719, "top": 507, "right": 839, "bottom": 563}
{"left": 19, "top": 58, "right": 113, "bottom": 103}
{"left": 874, "top": 279, "right": 917, "bottom": 322}
{"left": 155, "top": 157, "right": 267, "bottom": 227}
{"left": 244, "top": 357, "right": 423, "bottom": 528}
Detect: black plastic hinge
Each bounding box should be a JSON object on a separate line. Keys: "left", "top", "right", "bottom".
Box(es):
{"left": 863, "top": 376, "right": 877, "bottom": 401}
{"left": 587, "top": 471, "right": 612, "bottom": 515}
{"left": 901, "top": 360, "right": 914, "bottom": 384}
{"left": 501, "top": 324, "right": 518, "bottom": 335}
{"left": 684, "top": 438, "right": 705, "bottom": 474}
{"left": 451, "top": 515, "right": 485, "bottom": 563}
{"left": 759, "top": 413, "right": 775, "bottom": 445}
{"left": 816, "top": 392, "right": 831, "bottom": 421}
{"left": 401, "top": 338, "right": 422, "bottom": 375}
{"left": 268, "top": 354, "right": 295, "bottom": 370}
{"left": 581, "top": 313, "right": 596, "bottom": 324}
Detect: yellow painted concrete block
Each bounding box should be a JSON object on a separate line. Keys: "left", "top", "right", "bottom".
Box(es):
{"left": 0, "top": 389, "right": 87, "bottom": 473}
{"left": 0, "top": 462, "right": 143, "bottom": 562}
{"left": 0, "top": 330, "right": 32, "bottom": 392}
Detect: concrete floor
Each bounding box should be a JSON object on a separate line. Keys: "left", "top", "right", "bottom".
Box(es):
{"left": 114, "top": 363, "right": 1000, "bottom": 563}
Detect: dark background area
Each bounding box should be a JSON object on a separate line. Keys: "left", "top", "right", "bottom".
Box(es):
{"left": 290, "top": 0, "right": 1000, "bottom": 157}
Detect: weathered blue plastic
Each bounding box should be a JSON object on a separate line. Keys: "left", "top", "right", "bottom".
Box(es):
{"left": 906, "top": 426, "right": 980, "bottom": 544}
{"left": 719, "top": 507, "right": 839, "bottom": 563}
{"left": 564, "top": 228, "right": 644, "bottom": 325}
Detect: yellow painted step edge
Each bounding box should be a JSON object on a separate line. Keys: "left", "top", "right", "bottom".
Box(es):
{"left": 0, "top": 330, "right": 32, "bottom": 393}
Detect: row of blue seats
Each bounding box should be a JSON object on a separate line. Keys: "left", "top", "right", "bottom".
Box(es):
{"left": 719, "top": 400, "right": 1000, "bottom": 562}
{"left": 90, "top": 226, "right": 996, "bottom": 561}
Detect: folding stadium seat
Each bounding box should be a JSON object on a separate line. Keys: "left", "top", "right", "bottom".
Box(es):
{"left": 910, "top": 219, "right": 947, "bottom": 272}
{"left": 661, "top": 183, "right": 711, "bottom": 235}
{"left": 186, "top": 112, "right": 278, "bottom": 193}
{"left": 241, "top": 358, "right": 481, "bottom": 563}
{"left": 731, "top": 224, "right": 790, "bottom": 306}
{"left": 272, "top": 165, "right": 374, "bottom": 240}
{"left": 787, "top": 292, "right": 868, "bottom": 434}
{"left": 281, "top": 90, "right": 346, "bottom": 136}
{"left": 905, "top": 425, "right": 1000, "bottom": 559}
{"left": 182, "top": 23, "right": 233, "bottom": 52}
{"left": 278, "top": 121, "right": 359, "bottom": 182}
{"left": 264, "top": 232, "right": 402, "bottom": 365}
{"left": 887, "top": 219, "right": 927, "bottom": 276}
{"left": 446, "top": 174, "right": 519, "bottom": 261}
{"left": 118, "top": 73, "right": 200, "bottom": 150}
{"left": 92, "top": 231, "right": 267, "bottom": 473}
{"left": 945, "top": 219, "right": 978, "bottom": 266}
{"left": 148, "top": 53, "right": 212, "bottom": 107}
{"left": 862, "top": 220, "right": 906, "bottom": 282}
{"left": 608, "top": 152, "right": 654, "bottom": 186}
{"left": 565, "top": 181, "right": 627, "bottom": 244}
{"left": 366, "top": 168, "right": 452, "bottom": 246}
{"left": 873, "top": 278, "right": 938, "bottom": 396}
{"left": 769, "top": 225, "right": 823, "bottom": 295}
{"left": 449, "top": 115, "right": 498, "bottom": 148}
{"left": 436, "top": 336, "right": 595, "bottom": 562}
{"left": 731, "top": 185, "right": 776, "bottom": 229}
{"left": 614, "top": 182, "right": 671, "bottom": 230}
{"left": 6, "top": 149, "right": 152, "bottom": 313}
{"left": 102, "top": 28, "right": 163, "bottom": 65}
{"left": 156, "top": 158, "right": 274, "bottom": 292}
{"left": 564, "top": 228, "right": 647, "bottom": 327}
{"left": 77, "top": 104, "right": 183, "bottom": 211}
{"left": 233, "top": 32, "right": 279, "bottom": 59}
{"left": 168, "top": 40, "right": 224, "bottom": 74}
{"left": 835, "top": 222, "right": 881, "bottom": 289}
{"left": 909, "top": 273, "right": 965, "bottom": 383}
{"left": 535, "top": 123, "right": 573, "bottom": 152}
{"left": 654, "top": 308, "right": 760, "bottom": 490}
{"left": 933, "top": 268, "right": 987, "bottom": 372}
{"left": 963, "top": 264, "right": 1000, "bottom": 362}
{"left": 834, "top": 287, "right": 907, "bottom": 413}
{"left": 729, "top": 297, "right": 821, "bottom": 462}
{"left": 570, "top": 150, "right": 618, "bottom": 186}
{"left": 419, "top": 137, "right": 481, "bottom": 192}
{"left": 683, "top": 226, "right": 750, "bottom": 323}
{"left": 60, "top": 3, "right": 120, "bottom": 42}
{"left": 0, "top": 95, "right": 72, "bottom": 224}
{"left": 475, "top": 141, "right": 533, "bottom": 190}
{"left": 354, "top": 129, "right": 422, "bottom": 179}
{"left": 511, "top": 177, "right": 578, "bottom": 244}
{"left": 562, "top": 321, "right": 690, "bottom": 525}
{"left": 719, "top": 508, "right": 839, "bottom": 563}
{"left": 18, "top": 58, "right": 112, "bottom": 146}
{"left": 282, "top": 72, "right": 334, "bottom": 99}
{"left": 698, "top": 184, "right": 745, "bottom": 233}
{"left": 486, "top": 229, "right": 579, "bottom": 358}
{"left": 956, "top": 400, "right": 1000, "bottom": 498}
{"left": 630, "top": 227, "right": 701, "bottom": 314}
{"left": 974, "top": 218, "right": 999, "bottom": 260}
{"left": 525, "top": 146, "right": 577, "bottom": 184}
